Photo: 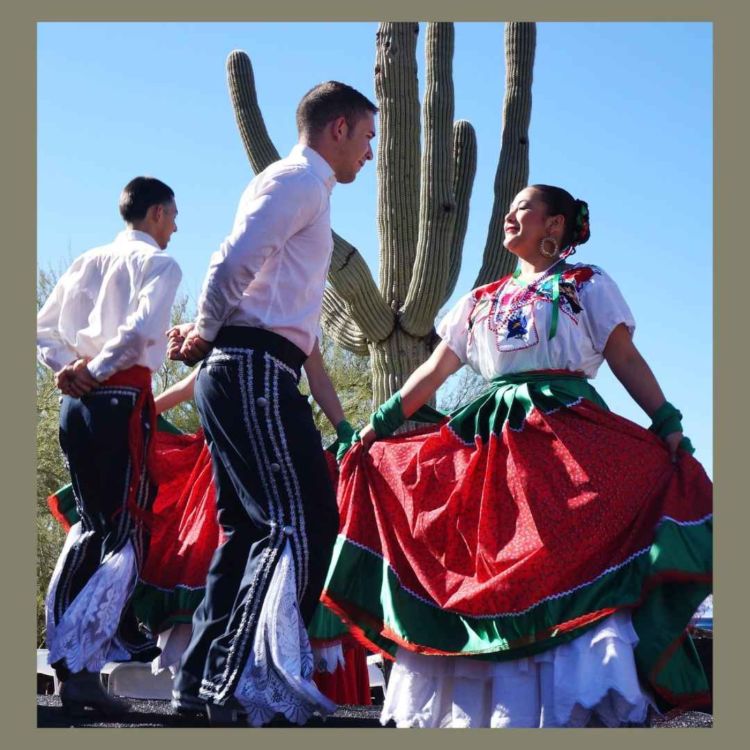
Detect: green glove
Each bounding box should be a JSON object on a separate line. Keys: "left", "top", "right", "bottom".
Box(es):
{"left": 335, "top": 419, "right": 358, "bottom": 463}
{"left": 678, "top": 436, "right": 695, "bottom": 455}
{"left": 649, "top": 401, "right": 695, "bottom": 455}
{"left": 370, "top": 392, "right": 406, "bottom": 438}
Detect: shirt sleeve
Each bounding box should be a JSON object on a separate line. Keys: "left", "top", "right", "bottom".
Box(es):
{"left": 194, "top": 170, "right": 325, "bottom": 341}
{"left": 87, "top": 254, "right": 182, "bottom": 381}
{"left": 436, "top": 289, "right": 479, "bottom": 364}
{"left": 579, "top": 267, "right": 636, "bottom": 353}
{"left": 36, "top": 259, "right": 83, "bottom": 372}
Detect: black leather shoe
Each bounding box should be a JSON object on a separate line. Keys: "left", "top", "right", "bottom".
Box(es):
{"left": 171, "top": 690, "right": 208, "bottom": 717}
{"left": 206, "top": 699, "right": 248, "bottom": 726}
{"left": 59, "top": 670, "right": 129, "bottom": 717}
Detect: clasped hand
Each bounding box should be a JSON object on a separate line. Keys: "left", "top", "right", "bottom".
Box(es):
{"left": 166, "top": 323, "right": 212, "bottom": 366}
{"left": 56, "top": 358, "right": 99, "bottom": 398}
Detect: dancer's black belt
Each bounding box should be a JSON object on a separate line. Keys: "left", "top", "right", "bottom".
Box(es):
{"left": 212, "top": 326, "right": 307, "bottom": 376}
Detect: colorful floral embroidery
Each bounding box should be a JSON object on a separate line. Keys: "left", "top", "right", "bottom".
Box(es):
{"left": 505, "top": 310, "right": 529, "bottom": 340}
{"left": 558, "top": 280, "right": 583, "bottom": 315}
{"left": 466, "top": 265, "right": 601, "bottom": 353}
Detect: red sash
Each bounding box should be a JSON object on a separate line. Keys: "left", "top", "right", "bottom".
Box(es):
{"left": 103, "top": 366, "right": 157, "bottom": 528}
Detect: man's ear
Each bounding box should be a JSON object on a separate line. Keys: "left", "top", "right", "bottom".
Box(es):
{"left": 329, "top": 115, "right": 348, "bottom": 142}
{"left": 146, "top": 203, "right": 163, "bottom": 222}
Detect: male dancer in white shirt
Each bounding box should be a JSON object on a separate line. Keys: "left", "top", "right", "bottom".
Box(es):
{"left": 37, "top": 177, "right": 182, "bottom": 716}
{"left": 168, "top": 81, "right": 377, "bottom": 726}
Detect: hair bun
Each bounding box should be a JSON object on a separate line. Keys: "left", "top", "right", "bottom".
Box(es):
{"left": 573, "top": 199, "right": 591, "bottom": 246}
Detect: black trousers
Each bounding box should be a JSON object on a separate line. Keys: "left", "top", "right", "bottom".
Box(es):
{"left": 173, "top": 328, "right": 339, "bottom": 706}
{"left": 49, "top": 385, "right": 158, "bottom": 678}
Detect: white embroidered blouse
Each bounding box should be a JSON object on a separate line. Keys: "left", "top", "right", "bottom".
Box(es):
{"left": 437, "top": 262, "right": 635, "bottom": 381}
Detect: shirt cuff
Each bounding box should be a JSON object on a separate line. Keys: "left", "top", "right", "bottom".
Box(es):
{"left": 86, "top": 356, "right": 110, "bottom": 383}
{"left": 41, "top": 350, "right": 77, "bottom": 374}
{"left": 194, "top": 317, "right": 221, "bottom": 342}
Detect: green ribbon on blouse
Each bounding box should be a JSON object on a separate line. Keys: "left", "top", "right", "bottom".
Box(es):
{"left": 548, "top": 272, "right": 561, "bottom": 340}
{"left": 512, "top": 268, "right": 562, "bottom": 341}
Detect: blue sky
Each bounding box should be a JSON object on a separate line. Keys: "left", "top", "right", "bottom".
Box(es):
{"left": 37, "top": 21, "right": 713, "bottom": 476}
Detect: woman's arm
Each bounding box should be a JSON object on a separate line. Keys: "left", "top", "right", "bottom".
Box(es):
{"left": 359, "top": 341, "right": 463, "bottom": 447}
{"left": 603, "top": 323, "right": 683, "bottom": 458}
{"left": 303, "top": 341, "right": 346, "bottom": 430}
{"left": 154, "top": 367, "right": 200, "bottom": 415}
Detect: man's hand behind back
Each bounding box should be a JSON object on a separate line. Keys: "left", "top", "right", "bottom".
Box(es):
{"left": 56, "top": 358, "right": 99, "bottom": 398}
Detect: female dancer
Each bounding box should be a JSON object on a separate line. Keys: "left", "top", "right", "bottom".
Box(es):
{"left": 321, "top": 185, "right": 712, "bottom": 728}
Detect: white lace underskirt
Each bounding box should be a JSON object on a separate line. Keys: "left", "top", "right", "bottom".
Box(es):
{"left": 45, "top": 522, "right": 136, "bottom": 674}
{"left": 312, "top": 642, "right": 346, "bottom": 674}
{"left": 381, "top": 610, "right": 656, "bottom": 728}
{"left": 229, "top": 540, "right": 337, "bottom": 726}
{"left": 152, "top": 623, "right": 193, "bottom": 676}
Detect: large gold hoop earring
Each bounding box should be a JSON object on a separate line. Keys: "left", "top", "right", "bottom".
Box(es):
{"left": 540, "top": 237, "right": 559, "bottom": 258}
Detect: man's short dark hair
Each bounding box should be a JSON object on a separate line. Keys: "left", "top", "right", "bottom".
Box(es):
{"left": 119, "top": 176, "right": 175, "bottom": 223}
{"left": 296, "top": 81, "right": 378, "bottom": 136}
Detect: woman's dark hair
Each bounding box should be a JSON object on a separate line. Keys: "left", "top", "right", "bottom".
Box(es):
{"left": 296, "top": 81, "right": 378, "bottom": 136}
{"left": 119, "top": 176, "right": 175, "bottom": 223}
{"left": 531, "top": 184, "right": 591, "bottom": 249}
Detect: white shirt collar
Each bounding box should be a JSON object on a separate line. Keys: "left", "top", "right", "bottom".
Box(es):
{"left": 117, "top": 229, "right": 163, "bottom": 251}
{"left": 290, "top": 143, "right": 337, "bottom": 193}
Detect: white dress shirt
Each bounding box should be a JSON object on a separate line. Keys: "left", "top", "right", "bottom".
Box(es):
{"left": 37, "top": 229, "right": 182, "bottom": 382}
{"left": 194, "top": 144, "right": 337, "bottom": 356}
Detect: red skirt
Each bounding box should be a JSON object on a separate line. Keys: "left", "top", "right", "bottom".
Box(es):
{"left": 321, "top": 372, "right": 713, "bottom": 710}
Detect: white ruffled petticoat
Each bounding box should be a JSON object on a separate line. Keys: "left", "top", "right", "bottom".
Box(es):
{"left": 230, "top": 540, "right": 337, "bottom": 726}
{"left": 45, "top": 522, "right": 136, "bottom": 674}
{"left": 381, "top": 610, "right": 656, "bottom": 728}
{"left": 152, "top": 623, "right": 193, "bottom": 676}
{"left": 312, "top": 642, "right": 346, "bottom": 674}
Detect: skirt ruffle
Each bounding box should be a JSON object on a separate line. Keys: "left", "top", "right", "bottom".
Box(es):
{"left": 381, "top": 611, "right": 652, "bottom": 728}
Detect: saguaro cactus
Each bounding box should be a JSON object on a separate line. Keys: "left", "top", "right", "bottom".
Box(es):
{"left": 226, "top": 22, "right": 536, "bottom": 406}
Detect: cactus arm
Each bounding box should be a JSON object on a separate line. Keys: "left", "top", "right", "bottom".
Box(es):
{"left": 441, "top": 119, "right": 478, "bottom": 307}
{"left": 400, "top": 22, "right": 457, "bottom": 337}
{"left": 226, "top": 50, "right": 280, "bottom": 173}
{"left": 320, "top": 288, "right": 369, "bottom": 355}
{"left": 329, "top": 234, "right": 395, "bottom": 342}
{"left": 374, "top": 22, "right": 422, "bottom": 311}
{"left": 473, "top": 22, "right": 536, "bottom": 287}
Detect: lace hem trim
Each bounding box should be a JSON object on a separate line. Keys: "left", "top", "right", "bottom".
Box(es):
{"left": 46, "top": 527, "right": 137, "bottom": 674}
{"left": 211, "top": 540, "right": 336, "bottom": 726}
